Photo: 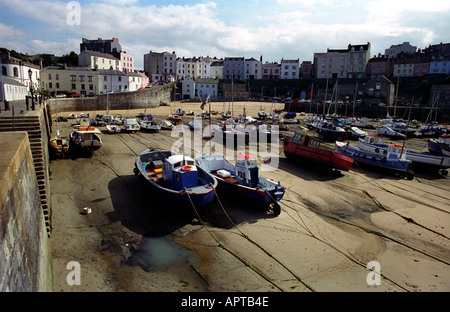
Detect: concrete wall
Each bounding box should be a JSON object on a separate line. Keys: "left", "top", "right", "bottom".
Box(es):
{"left": 47, "top": 84, "right": 174, "bottom": 113}
{"left": 0, "top": 132, "right": 52, "bottom": 291}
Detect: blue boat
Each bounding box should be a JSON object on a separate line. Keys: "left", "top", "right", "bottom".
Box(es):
{"left": 134, "top": 149, "right": 218, "bottom": 210}
{"left": 195, "top": 153, "right": 285, "bottom": 215}
{"left": 335, "top": 141, "right": 414, "bottom": 180}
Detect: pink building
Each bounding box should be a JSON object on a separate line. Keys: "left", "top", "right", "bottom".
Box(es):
{"left": 413, "top": 60, "right": 431, "bottom": 76}
{"left": 261, "top": 63, "right": 281, "bottom": 79}
{"left": 120, "top": 51, "right": 134, "bottom": 73}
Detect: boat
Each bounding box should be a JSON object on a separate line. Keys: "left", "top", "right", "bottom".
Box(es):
{"left": 283, "top": 131, "right": 354, "bottom": 171}
{"left": 349, "top": 126, "right": 368, "bottom": 139}
{"left": 106, "top": 123, "right": 121, "bottom": 134}
{"left": 69, "top": 125, "right": 103, "bottom": 154}
{"left": 50, "top": 97, "right": 69, "bottom": 157}
{"left": 123, "top": 117, "right": 140, "bottom": 133}
{"left": 377, "top": 126, "right": 405, "bottom": 140}
{"left": 159, "top": 120, "right": 175, "bottom": 130}
{"left": 168, "top": 114, "right": 182, "bottom": 124}
{"left": 358, "top": 135, "right": 390, "bottom": 155}
{"left": 140, "top": 119, "right": 161, "bottom": 132}
{"left": 335, "top": 141, "right": 414, "bottom": 180}
{"left": 176, "top": 108, "right": 185, "bottom": 116}
{"left": 315, "top": 121, "right": 347, "bottom": 141}
{"left": 50, "top": 129, "right": 69, "bottom": 157}
{"left": 195, "top": 153, "right": 284, "bottom": 215}
{"left": 428, "top": 134, "right": 450, "bottom": 155}
{"left": 133, "top": 149, "right": 218, "bottom": 210}
{"left": 405, "top": 150, "right": 450, "bottom": 171}
{"left": 188, "top": 121, "right": 203, "bottom": 131}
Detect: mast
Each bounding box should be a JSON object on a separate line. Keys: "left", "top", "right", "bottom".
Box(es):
{"left": 352, "top": 81, "right": 358, "bottom": 116}
{"left": 394, "top": 76, "right": 400, "bottom": 118}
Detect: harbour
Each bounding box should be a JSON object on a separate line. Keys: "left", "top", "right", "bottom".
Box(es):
{"left": 46, "top": 100, "right": 450, "bottom": 292}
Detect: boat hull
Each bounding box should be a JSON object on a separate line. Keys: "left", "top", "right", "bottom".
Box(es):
{"left": 406, "top": 150, "right": 450, "bottom": 170}
{"left": 335, "top": 142, "right": 414, "bottom": 179}
{"left": 283, "top": 140, "right": 353, "bottom": 171}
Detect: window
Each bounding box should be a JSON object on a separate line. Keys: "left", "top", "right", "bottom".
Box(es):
{"left": 56, "top": 74, "right": 59, "bottom": 80}
{"left": 70, "top": 75, "right": 77, "bottom": 81}
{"left": 48, "top": 74, "right": 52, "bottom": 79}
{"left": 104, "top": 76, "right": 107, "bottom": 81}
{"left": 56, "top": 83, "right": 59, "bottom": 89}
{"left": 49, "top": 82, "right": 52, "bottom": 88}
{"left": 72, "top": 84, "right": 76, "bottom": 89}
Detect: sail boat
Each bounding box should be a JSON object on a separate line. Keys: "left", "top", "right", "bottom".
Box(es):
{"left": 49, "top": 94, "right": 69, "bottom": 157}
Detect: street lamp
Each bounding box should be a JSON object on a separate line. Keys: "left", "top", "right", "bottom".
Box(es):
{"left": 28, "top": 69, "right": 35, "bottom": 110}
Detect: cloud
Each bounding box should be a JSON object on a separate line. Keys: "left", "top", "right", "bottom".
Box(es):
{"left": 1, "top": 0, "right": 449, "bottom": 69}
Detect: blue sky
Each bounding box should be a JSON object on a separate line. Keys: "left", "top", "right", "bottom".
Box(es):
{"left": 1, "top": 0, "right": 449, "bottom": 70}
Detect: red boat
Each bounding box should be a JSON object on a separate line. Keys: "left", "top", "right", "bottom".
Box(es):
{"left": 168, "top": 114, "right": 182, "bottom": 124}
{"left": 283, "top": 132, "right": 354, "bottom": 171}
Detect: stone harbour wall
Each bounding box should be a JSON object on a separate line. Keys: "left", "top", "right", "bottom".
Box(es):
{"left": 0, "top": 132, "right": 52, "bottom": 291}
{"left": 48, "top": 84, "right": 174, "bottom": 113}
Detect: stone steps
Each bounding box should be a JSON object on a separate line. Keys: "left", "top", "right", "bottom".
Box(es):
{"left": 0, "top": 113, "right": 51, "bottom": 235}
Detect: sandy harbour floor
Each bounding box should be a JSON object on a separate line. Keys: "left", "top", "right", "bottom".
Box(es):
{"left": 48, "top": 101, "right": 449, "bottom": 295}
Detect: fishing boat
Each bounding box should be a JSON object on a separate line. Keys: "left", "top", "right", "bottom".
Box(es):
{"left": 140, "top": 119, "right": 161, "bottom": 132}
{"left": 335, "top": 141, "right": 414, "bottom": 180}
{"left": 283, "top": 131, "right": 354, "bottom": 171}
{"left": 195, "top": 153, "right": 284, "bottom": 215}
{"left": 133, "top": 149, "right": 218, "bottom": 210}
{"left": 69, "top": 125, "right": 103, "bottom": 154}
{"left": 358, "top": 135, "right": 390, "bottom": 155}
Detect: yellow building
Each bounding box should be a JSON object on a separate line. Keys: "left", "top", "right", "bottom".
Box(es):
{"left": 41, "top": 66, "right": 99, "bottom": 96}
{"left": 78, "top": 50, "right": 120, "bottom": 70}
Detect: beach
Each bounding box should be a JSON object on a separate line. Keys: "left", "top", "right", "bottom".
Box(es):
{"left": 49, "top": 101, "right": 450, "bottom": 293}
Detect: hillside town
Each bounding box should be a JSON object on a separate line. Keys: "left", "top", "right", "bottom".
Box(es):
{"left": 1, "top": 38, "right": 450, "bottom": 120}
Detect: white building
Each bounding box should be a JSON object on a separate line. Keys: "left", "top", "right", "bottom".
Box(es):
{"left": 195, "top": 78, "right": 219, "bottom": 99}
{"left": 127, "top": 72, "right": 143, "bottom": 92}
{"left": 244, "top": 58, "right": 262, "bottom": 79}
{"left": 280, "top": 59, "right": 299, "bottom": 79}
{"left": 0, "top": 76, "right": 28, "bottom": 102}
{"left": 1, "top": 53, "right": 40, "bottom": 92}
{"left": 210, "top": 60, "right": 223, "bottom": 79}
{"left": 181, "top": 77, "right": 219, "bottom": 100}
{"left": 98, "top": 69, "right": 129, "bottom": 93}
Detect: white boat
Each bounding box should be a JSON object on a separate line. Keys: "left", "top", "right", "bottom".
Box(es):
{"left": 350, "top": 126, "right": 368, "bottom": 139}
{"left": 123, "top": 117, "right": 140, "bottom": 133}
{"left": 405, "top": 150, "right": 450, "bottom": 170}
{"left": 50, "top": 129, "right": 69, "bottom": 156}
{"left": 159, "top": 120, "right": 175, "bottom": 130}
{"left": 188, "top": 121, "right": 203, "bottom": 131}
{"left": 106, "top": 123, "right": 121, "bottom": 134}
{"left": 140, "top": 119, "right": 161, "bottom": 132}
{"left": 377, "top": 126, "right": 405, "bottom": 140}
{"left": 69, "top": 126, "right": 103, "bottom": 153}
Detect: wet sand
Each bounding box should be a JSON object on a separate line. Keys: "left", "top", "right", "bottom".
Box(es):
{"left": 49, "top": 101, "right": 450, "bottom": 293}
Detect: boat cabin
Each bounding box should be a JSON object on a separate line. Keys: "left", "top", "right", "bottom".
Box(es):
{"left": 163, "top": 155, "right": 198, "bottom": 190}
{"left": 235, "top": 154, "right": 259, "bottom": 187}
{"left": 291, "top": 132, "right": 322, "bottom": 149}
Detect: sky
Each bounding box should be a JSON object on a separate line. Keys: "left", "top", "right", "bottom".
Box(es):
{"left": 1, "top": 0, "right": 449, "bottom": 70}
